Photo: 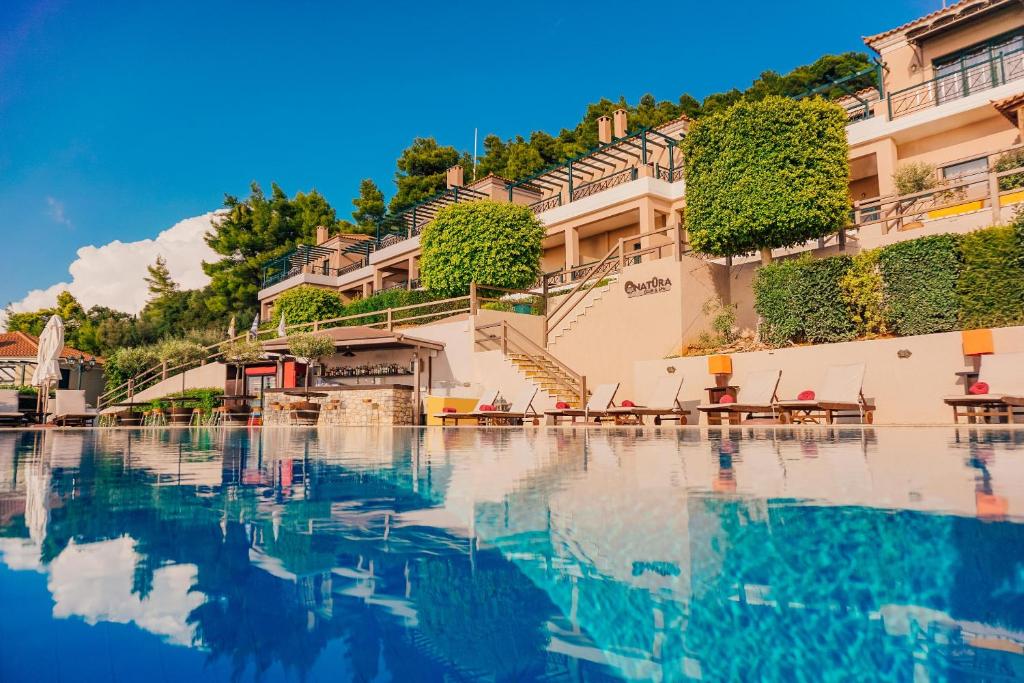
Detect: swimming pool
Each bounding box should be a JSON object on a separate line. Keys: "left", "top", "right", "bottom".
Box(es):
{"left": 1, "top": 427, "right": 1022, "bottom": 681}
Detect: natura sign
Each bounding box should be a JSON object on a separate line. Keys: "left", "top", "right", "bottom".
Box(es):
{"left": 624, "top": 276, "right": 672, "bottom": 298}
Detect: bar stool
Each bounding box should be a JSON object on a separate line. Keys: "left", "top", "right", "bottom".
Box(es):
{"left": 208, "top": 406, "right": 225, "bottom": 426}
{"left": 188, "top": 408, "right": 204, "bottom": 426}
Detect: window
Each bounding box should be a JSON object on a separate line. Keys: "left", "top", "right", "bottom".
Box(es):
{"left": 933, "top": 29, "right": 1024, "bottom": 103}
{"left": 941, "top": 157, "right": 988, "bottom": 180}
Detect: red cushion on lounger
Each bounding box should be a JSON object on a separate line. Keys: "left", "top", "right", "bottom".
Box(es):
{"left": 621, "top": 400, "right": 635, "bottom": 407}
{"left": 555, "top": 401, "right": 570, "bottom": 409}
{"left": 969, "top": 381, "right": 989, "bottom": 395}
{"left": 797, "top": 390, "right": 815, "bottom": 401}
{"left": 718, "top": 395, "right": 735, "bottom": 404}
{"left": 479, "top": 404, "right": 495, "bottom": 411}
{"left": 442, "top": 407, "right": 457, "bottom": 413}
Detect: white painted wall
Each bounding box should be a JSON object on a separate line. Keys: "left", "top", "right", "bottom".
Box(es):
{"left": 131, "top": 362, "right": 227, "bottom": 402}
{"left": 634, "top": 325, "right": 1024, "bottom": 425}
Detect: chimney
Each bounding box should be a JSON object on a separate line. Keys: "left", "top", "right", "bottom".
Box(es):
{"left": 613, "top": 109, "right": 628, "bottom": 138}
{"left": 446, "top": 165, "right": 464, "bottom": 189}
{"left": 315, "top": 226, "right": 329, "bottom": 244}
{"left": 597, "top": 116, "right": 612, "bottom": 144}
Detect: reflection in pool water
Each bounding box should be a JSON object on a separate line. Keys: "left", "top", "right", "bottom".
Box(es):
{"left": 0, "top": 427, "right": 1022, "bottom": 681}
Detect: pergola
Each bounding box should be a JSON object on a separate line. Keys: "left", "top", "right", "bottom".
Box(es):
{"left": 380, "top": 185, "right": 490, "bottom": 245}
{"left": 505, "top": 127, "right": 682, "bottom": 209}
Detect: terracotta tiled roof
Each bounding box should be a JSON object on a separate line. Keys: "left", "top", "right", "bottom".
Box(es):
{"left": 864, "top": 0, "right": 1012, "bottom": 48}
{"left": 993, "top": 91, "right": 1024, "bottom": 121}
{"left": 0, "top": 331, "right": 103, "bottom": 363}
{"left": 654, "top": 113, "right": 691, "bottom": 133}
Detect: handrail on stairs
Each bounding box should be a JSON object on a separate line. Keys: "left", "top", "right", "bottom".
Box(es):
{"left": 543, "top": 223, "right": 684, "bottom": 345}
{"left": 475, "top": 319, "right": 587, "bottom": 407}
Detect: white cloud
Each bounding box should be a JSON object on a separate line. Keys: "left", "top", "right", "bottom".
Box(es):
{"left": 46, "top": 196, "right": 72, "bottom": 228}
{"left": 5, "top": 212, "right": 220, "bottom": 318}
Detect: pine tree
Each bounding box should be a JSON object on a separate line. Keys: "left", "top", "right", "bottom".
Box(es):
{"left": 144, "top": 255, "right": 178, "bottom": 300}
{"left": 351, "top": 179, "right": 386, "bottom": 234}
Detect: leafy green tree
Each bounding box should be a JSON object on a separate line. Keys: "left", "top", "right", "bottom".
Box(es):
{"left": 204, "top": 182, "right": 341, "bottom": 320}
{"left": 350, "top": 179, "right": 386, "bottom": 235}
{"left": 270, "top": 285, "right": 346, "bottom": 327}
{"left": 683, "top": 96, "right": 850, "bottom": 263}
{"left": 420, "top": 201, "right": 545, "bottom": 296}
{"left": 389, "top": 138, "right": 472, "bottom": 213}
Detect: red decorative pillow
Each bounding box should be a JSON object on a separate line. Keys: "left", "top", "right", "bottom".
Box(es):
{"left": 621, "top": 400, "right": 635, "bottom": 407}
{"left": 969, "top": 381, "right": 989, "bottom": 395}
{"left": 479, "top": 404, "right": 496, "bottom": 411}
{"left": 555, "top": 401, "right": 570, "bottom": 409}
{"left": 718, "top": 394, "right": 735, "bottom": 404}
{"left": 442, "top": 407, "right": 457, "bottom": 413}
{"left": 797, "top": 390, "right": 815, "bottom": 401}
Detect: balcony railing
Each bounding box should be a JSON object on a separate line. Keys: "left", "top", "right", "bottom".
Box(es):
{"left": 850, "top": 159, "right": 1024, "bottom": 233}
{"left": 508, "top": 127, "right": 683, "bottom": 216}
{"left": 377, "top": 185, "right": 488, "bottom": 249}
{"left": 261, "top": 244, "right": 338, "bottom": 288}
{"left": 888, "top": 47, "right": 1024, "bottom": 119}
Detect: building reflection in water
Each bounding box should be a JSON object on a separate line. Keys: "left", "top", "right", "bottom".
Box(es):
{"left": 0, "top": 426, "right": 1022, "bottom": 681}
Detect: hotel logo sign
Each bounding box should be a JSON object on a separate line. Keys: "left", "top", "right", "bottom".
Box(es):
{"left": 624, "top": 276, "right": 672, "bottom": 298}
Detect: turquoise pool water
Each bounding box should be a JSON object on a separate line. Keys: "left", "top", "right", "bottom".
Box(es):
{"left": 0, "top": 427, "right": 1022, "bottom": 681}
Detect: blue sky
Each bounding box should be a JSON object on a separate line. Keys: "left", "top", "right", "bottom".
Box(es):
{"left": 0, "top": 0, "right": 936, "bottom": 311}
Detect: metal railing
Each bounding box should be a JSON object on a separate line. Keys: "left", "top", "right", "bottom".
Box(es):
{"left": 888, "top": 47, "right": 1024, "bottom": 119}
{"left": 571, "top": 167, "right": 637, "bottom": 201}
{"left": 475, "top": 319, "right": 586, "bottom": 406}
{"left": 528, "top": 193, "right": 562, "bottom": 215}
{"left": 655, "top": 164, "right": 685, "bottom": 183}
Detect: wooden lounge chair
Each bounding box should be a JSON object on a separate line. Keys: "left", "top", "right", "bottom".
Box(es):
{"left": 697, "top": 369, "right": 781, "bottom": 424}
{"left": 472, "top": 387, "right": 540, "bottom": 425}
{"left": 52, "top": 389, "right": 99, "bottom": 427}
{"left": 436, "top": 386, "right": 501, "bottom": 425}
{"left": 944, "top": 352, "right": 1024, "bottom": 424}
{"left": 605, "top": 375, "right": 688, "bottom": 425}
{"left": 545, "top": 383, "right": 620, "bottom": 424}
{"left": 776, "top": 363, "right": 874, "bottom": 424}
{"left": 0, "top": 390, "right": 26, "bottom": 426}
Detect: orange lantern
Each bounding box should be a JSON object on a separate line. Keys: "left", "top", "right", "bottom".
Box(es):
{"left": 707, "top": 354, "right": 732, "bottom": 375}
{"left": 962, "top": 329, "right": 994, "bottom": 356}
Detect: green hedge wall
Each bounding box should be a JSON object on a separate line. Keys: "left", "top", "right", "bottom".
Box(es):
{"left": 958, "top": 225, "right": 1024, "bottom": 329}
{"left": 753, "top": 255, "right": 856, "bottom": 345}
{"left": 878, "top": 234, "right": 961, "bottom": 337}
{"left": 753, "top": 225, "right": 1024, "bottom": 347}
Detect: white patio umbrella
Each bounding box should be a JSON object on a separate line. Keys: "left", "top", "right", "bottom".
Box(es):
{"left": 34, "top": 315, "right": 64, "bottom": 420}
{"left": 227, "top": 315, "right": 236, "bottom": 339}
{"left": 249, "top": 313, "right": 260, "bottom": 339}
{"left": 277, "top": 312, "right": 286, "bottom": 339}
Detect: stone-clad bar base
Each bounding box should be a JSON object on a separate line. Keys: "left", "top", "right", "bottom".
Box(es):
{"left": 263, "top": 385, "right": 414, "bottom": 426}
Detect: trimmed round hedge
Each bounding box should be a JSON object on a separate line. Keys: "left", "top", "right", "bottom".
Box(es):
{"left": 419, "top": 200, "right": 545, "bottom": 296}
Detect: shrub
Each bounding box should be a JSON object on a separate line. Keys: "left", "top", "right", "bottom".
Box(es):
{"left": 958, "top": 225, "right": 1024, "bottom": 329}
{"left": 840, "top": 248, "right": 888, "bottom": 337}
{"left": 683, "top": 96, "right": 849, "bottom": 262}
{"left": 104, "top": 346, "right": 158, "bottom": 392}
{"left": 271, "top": 285, "right": 346, "bottom": 327}
{"left": 147, "top": 387, "right": 223, "bottom": 414}
{"left": 0, "top": 384, "right": 37, "bottom": 395}
{"left": 219, "top": 337, "right": 264, "bottom": 366}
{"left": 892, "top": 162, "right": 937, "bottom": 195}
{"left": 420, "top": 201, "right": 545, "bottom": 296}
{"left": 753, "top": 255, "right": 856, "bottom": 346}
{"left": 878, "top": 234, "right": 961, "bottom": 336}
{"left": 287, "top": 332, "right": 334, "bottom": 362}
{"left": 155, "top": 338, "right": 207, "bottom": 367}
{"left": 994, "top": 148, "right": 1024, "bottom": 191}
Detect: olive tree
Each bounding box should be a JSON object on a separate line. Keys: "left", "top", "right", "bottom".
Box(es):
{"left": 287, "top": 332, "right": 335, "bottom": 388}
{"left": 419, "top": 201, "right": 545, "bottom": 296}
{"left": 683, "top": 96, "right": 850, "bottom": 264}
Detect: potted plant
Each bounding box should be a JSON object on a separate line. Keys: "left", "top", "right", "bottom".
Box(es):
{"left": 287, "top": 332, "right": 335, "bottom": 423}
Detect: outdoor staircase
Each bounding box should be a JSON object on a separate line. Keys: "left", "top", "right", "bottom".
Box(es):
{"left": 475, "top": 320, "right": 586, "bottom": 408}
{"left": 547, "top": 276, "right": 616, "bottom": 347}
{"left": 506, "top": 352, "right": 582, "bottom": 406}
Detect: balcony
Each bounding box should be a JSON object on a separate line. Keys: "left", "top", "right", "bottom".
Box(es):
{"left": 507, "top": 127, "right": 684, "bottom": 216}
{"left": 888, "top": 47, "right": 1024, "bottom": 119}
{"left": 261, "top": 244, "right": 338, "bottom": 288}
{"left": 376, "top": 185, "right": 489, "bottom": 250}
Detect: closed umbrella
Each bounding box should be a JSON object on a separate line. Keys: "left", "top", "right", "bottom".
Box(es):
{"left": 34, "top": 315, "right": 64, "bottom": 420}
{"left": 249, "top": 313, "right": 260, "bottom": 339}
{"left": 227, "top": 315, "right": 236, "bottom": 339}
{"left": 277, "top": 312, "right": 286, "bottom": 339}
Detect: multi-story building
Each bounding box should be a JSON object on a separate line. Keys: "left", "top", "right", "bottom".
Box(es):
{"left": 258, "top": 0, "right": 1024, "bottom": 319}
